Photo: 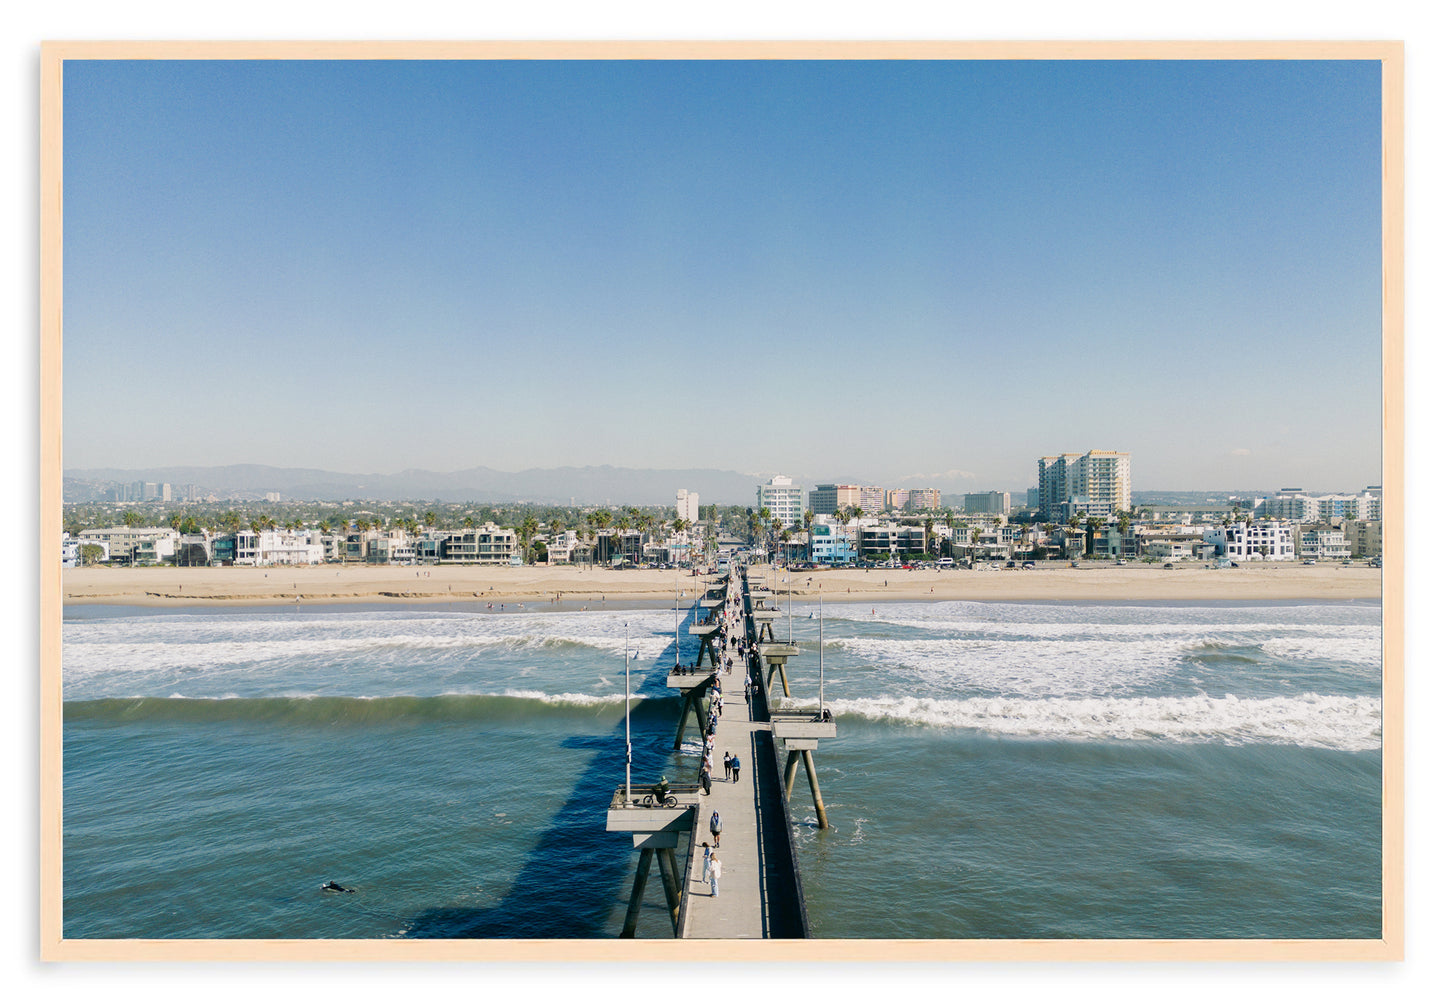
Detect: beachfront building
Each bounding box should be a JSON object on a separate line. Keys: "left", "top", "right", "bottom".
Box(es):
{"left": 950, "top": 519, "right": 1019, "bottom": 562}
{"left": 1344, "top": 519, "right": 1382, "bottom": 559}
{"left": 758, "top": 475, "right": 804, "bottom": 528}
{"left": 175, "top": 533, "right": 212, "bottom": 567}
{"left": 808, "top": 484, "right": 862, "bottom": 518}
{"left": 963, "top": 491, "right": 1012, "bottom": 514}
{"left": 367, "top": 530, "right": 416, "bottom": 565}
{"left": 1038, "top": 450, "right": 1132, "bottom": 523}
{"left": 808, "top": 520, "right": 857, "bottom": 565}
{"left": 437, "top": 524, "right": 517, "bottom": 565}
{"left": 595, "top": 529, "right": 645, "bottom": 567}
{"left": 1295, "top": 527, "right": 1350, "bottom": 561}
{"left": 858, "top": 486, "right": 886, "bottom": 515}
{"left": 78, "top": 525, "right": 179, "bottom": 566}
{"left": 675, "top": 489, "right": 699, "bottom": 524}
{"left": 231, "top": 529, "right": 325, "bottom": 566}
{"left": 858, "top": 522, "right": 927, "bottom": 561}
{"left": 1202, "top": 520, "right": 1296, "bottom": 561}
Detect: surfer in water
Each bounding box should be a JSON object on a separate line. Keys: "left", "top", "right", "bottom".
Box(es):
{"left": 321, "top": 880, "right": 354, "bottom": 893}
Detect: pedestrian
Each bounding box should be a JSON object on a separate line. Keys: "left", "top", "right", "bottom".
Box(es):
{"left": 708, "top": 851, "right": 721, "bottom": 897}
{"left": 699, "top": 763, "right": 712, "bottom": 795}
{"left": 731, "top": 753, "right": 741, "bottom": 783}
{"left": 709, "top": 810, "right": 722, "bottom": 847}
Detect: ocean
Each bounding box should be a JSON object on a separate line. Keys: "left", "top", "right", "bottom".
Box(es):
{"left": 61, "top": 595, "right": 1382, "bottom": 940}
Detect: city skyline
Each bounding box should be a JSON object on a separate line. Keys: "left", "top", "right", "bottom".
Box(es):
{"left": 63, "top": 57, "right": 1383, "bottom": 490}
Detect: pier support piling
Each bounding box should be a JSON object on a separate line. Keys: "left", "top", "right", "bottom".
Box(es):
{"left": 620, "top": 847, "right": 654, "bottom": 938}
{"left": 802, "top": 749, "right": 829, "bottom": 830}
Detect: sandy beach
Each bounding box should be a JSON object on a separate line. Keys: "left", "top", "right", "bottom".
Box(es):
{"left": 62, "top": 561, "right": 1382, "bottom": 607}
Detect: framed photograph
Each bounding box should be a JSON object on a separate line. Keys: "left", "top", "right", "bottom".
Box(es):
{"left": 39, "top": 40, "right": 1403, "bottom": 961}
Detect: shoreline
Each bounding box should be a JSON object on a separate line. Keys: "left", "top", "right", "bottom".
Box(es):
{"left": 62, "top": 562, "right": 1383, "bottom": 608}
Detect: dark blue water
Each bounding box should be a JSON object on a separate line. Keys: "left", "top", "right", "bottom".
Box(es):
{"left": 62, "top": 599, "right": 1381, "bottom": 939}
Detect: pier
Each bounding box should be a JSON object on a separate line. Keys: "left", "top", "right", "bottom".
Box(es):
{"left": 606, "top": 563, "right": 835, "bottom": 938}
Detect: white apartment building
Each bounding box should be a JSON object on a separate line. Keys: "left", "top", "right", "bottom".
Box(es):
{"left": 1038, "top": 450, "right": 1132, "bottom": 523}
{"left": 233, "top": 530, "right": 325, "bottom": 566}
{"left": 61, "top": 533, "right": 79, "bottom": 568}
{"left": 758, "top": 475, "right": 804, "bottom": 528}
{"left": 1261, "top": 488, "right": 1381, "bottom": 523}
{"left": 675, "top": 489, "right": 699, "bottom": 524}
{"left": 1203, "top": 521, "right": 1296, "bottom": 561}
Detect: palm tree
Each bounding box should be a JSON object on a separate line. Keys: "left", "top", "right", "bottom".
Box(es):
{"left": 520, "top": 515, "right": 539, "bottom": 563}
{"left": 803, "top": 509, "right": 815, "bottom": 529}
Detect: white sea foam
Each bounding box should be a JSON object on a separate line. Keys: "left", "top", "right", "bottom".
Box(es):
{"left": 823, "top": 692, "right": 1381, "bottom": 751}
{"left": 497, "top": 689, "right": 645, "bottom": 707}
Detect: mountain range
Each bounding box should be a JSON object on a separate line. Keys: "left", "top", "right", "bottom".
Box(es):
{"left": 63, "top": 464, "right": 803, "bottom": 506}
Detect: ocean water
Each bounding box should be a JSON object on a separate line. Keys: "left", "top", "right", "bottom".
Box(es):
{"left": 61, "top": 597, "right": 1382, "bottom": 940}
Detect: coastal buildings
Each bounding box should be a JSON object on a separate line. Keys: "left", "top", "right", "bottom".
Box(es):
{"left": 77, "top": 525, "right": 178, "bottom": 565}
{"left": 1038, "top": 450, "right": 1132, "bottom": 523}
{"left": 807, "top": 519, "right": 858, "bottom": 565}
{"left": 963, "top": 491, "right": 1012, "bottom": 514}
{"left": 858, "top": 486, "right": 886, "bottom": 515}
{"left": 903, "top": 489, "right": 941, "bottom": 512}
{"left": 758, "top": 475, "right": 804, "bottom": 527}
{"left": 1202, "top": 521, "right": 1297, "bottom": 561}
{"left": 436, "top": 524, "right": 518, "bottom": 565}
{"left": 807, "top": 484, "right": 861, "bottom": 517}
{"left": 675, "top": 489, "right": 699, "bottom": 523}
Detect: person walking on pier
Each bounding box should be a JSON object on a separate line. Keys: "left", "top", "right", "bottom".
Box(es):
{"left": 709, "top": 810, "right": 722, "bottom": 847}
{"left": 707, "top": 851, "right": 721, "bottom": 897}
{"left": 698, "top": 762, "right": 712, "bottom": 795}
{"left": 730, "top": 753, "right": 741, "bottom": 783}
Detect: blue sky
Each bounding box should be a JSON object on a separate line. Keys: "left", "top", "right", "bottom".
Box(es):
{"left": 62, "top": 58, "right": 1382, "bottom": 492}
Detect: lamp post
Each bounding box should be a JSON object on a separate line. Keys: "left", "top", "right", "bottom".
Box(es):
{"left": 624, "top": 619, "right": 632, "bottom": 805}
{"left": 818, "top": 586, "right": 824, "bottom": 716}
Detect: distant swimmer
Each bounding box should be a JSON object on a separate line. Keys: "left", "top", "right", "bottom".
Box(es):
{"left": 320, "top": 881, "right": 354, "bottom": 893}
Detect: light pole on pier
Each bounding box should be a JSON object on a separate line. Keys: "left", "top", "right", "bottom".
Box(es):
{"left": 624, "top": 619, "right": 632, "bottom": 805}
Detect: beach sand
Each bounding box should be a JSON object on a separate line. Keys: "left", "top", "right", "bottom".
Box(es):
{"left": 61, "top": 561, "right": 1382, "bottom": 607}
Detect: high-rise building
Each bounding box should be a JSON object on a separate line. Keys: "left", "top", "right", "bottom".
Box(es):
{"left": 904, "top": 489, "right": 941, "bottom": 512}
{"left": 1038, "top": 451, "right": 1132, "bottom": 522}
{"left": 964, "top": 491, "right": 1013, "bottom": 514}
{"left": 858, "top": 486, "right": 886, "bottom": 515}
{"left": 808, "top": 484, "right": 861, "bottom": 518}
{"left": 675, "top": 489, "right": 699, "bottom": 523}
{"left": 757, "top": 475, "right": 804, "bottom": 528}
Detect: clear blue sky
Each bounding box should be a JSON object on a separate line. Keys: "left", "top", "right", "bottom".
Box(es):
{"left": 63, "top": 58, "right": 1382, "bottom": 492}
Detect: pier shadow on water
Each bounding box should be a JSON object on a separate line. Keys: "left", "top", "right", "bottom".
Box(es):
{"left": 403, "top": 637, "right": 690, "bottom": 939}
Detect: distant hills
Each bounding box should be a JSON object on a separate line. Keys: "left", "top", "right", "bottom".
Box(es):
{"left": 63, "top": 465, "right": 1275, "bottom": 508}
{"left": 63, "top": 464, "right": 777, "bottom": 506}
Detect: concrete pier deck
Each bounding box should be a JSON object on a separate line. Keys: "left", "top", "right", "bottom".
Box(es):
{"left": 609, "top": 566, "right": 811, "bottom": 939}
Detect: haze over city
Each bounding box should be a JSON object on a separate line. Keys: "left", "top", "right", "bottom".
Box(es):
{"left": 63, "top": 58, "right": 1382, "bottom": 491}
